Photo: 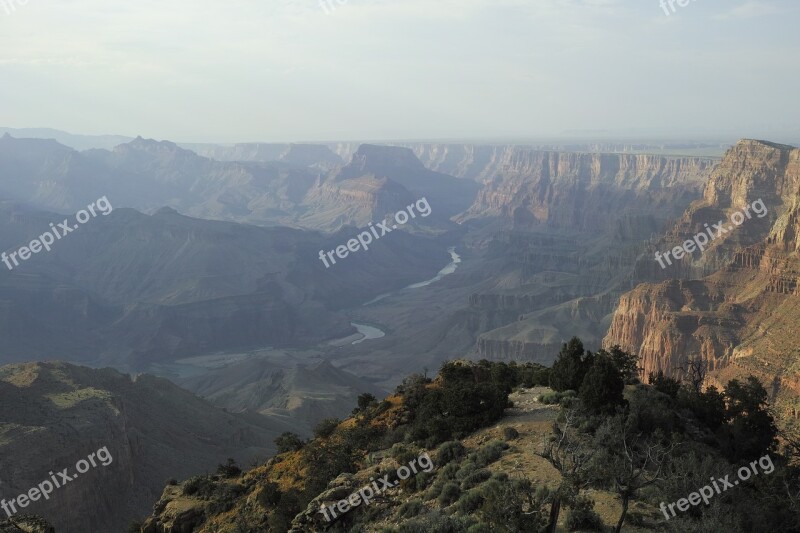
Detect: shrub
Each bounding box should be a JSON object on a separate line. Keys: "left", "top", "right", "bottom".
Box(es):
{"left": 313, "top": 418, "right": 341, "bottom": 439}
{"left": 398, "top": 511, "right": 473, "bottom": 533}
{"left": 257, "top": 482, "right": 281, "bottom": 507}
{"left": 438, "top": 482, "right": 461, "bottom": 505}
{"left": 268, "top": 488, "right": 302, "bottom": 532}
{"left": 357, "top": 392, "right": 378, "bottom": 412}
{"left": 455, "top": 460, "right": 478, "bottom": 481}
{"left": 457, "top": 489, "right": 485, "bottom": 513}
{"left": 441, "top": 461, "right": 460, "bottom": 480}
{"left": 565, "top": 494, "right": 604, "bottom": 531}
{"left": 436, "top": 441, "right": 467, "bottom": 466}
{"left": 473, "top": 478, "right": 546, "bottom": 531}
{"left": 274, "top": 432, "right": 304, "bottom": 453}
{"left": 474, "top": 441, "right": 508, "bottom": 467}
{"left": 627, "top": 511, "right": 646, "bottom": 526}
{"left": 403, "top": 362, "right": 509, "bottom": 447}
{"left": 560, "top": 395, "right": 579, "bottom": 408}
{"left": 183, "top": 475, "right": 216, "bottom": 497}
{"left": 539, "top": 390, "right": 576, "bottom": 405}
{"left": 423, "top": 479, "right": 445, "bottom": 501}
{"left": 502, "top": 427, "right": 520, "bottom": 440}
{"left": 391, "top": 443, "right": 418, "bottom": 466}
{"left": 216, "top": 458, "right": 241, "bottom": 478}
{"left": 489, "top": 472, "right": 508, "bottom": 483}
{"left": 402, "top": 470, "right": 433, "bottom": 492}
{"left": 205, "top": 482, "right": 245, "bottom": 515}
{"left": 460, "top": 469, "right": 491, "bottom": 490}
{"left": 376, "top": 399, "right": 392, "bottom": 414}
{"left": 648, "top": 370, "right": 681, "bottom": 398}
{"left": 397, "top": 498, "right": 424, "bottom": 519}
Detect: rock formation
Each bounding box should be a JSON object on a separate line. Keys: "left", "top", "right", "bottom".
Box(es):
{"left": 604, "top": 140, "right": 800, "bottom": 418}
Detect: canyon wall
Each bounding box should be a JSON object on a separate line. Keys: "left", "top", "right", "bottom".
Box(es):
{"left": 453, "top": 150, "right": 716, "bottom": 362}
{"left": 604, "top": 140, "right": 800, "bottom": 415}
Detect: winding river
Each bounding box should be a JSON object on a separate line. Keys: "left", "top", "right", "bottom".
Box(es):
{"left": 350, "top": 246, "right": 461, "bottom": 344}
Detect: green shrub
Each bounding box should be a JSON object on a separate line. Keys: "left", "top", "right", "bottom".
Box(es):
{"left": 313, "top": 418, "right": 341, "bottom": 439}
{"left": 274, "top": 432, "right": 304, "bottom": 453}
{"left": 627, "top": 511, "right": 646, "bottom": 526}
{"left": 474, "top": 441, "right": 508, "bottom": 467}
{"left": 397, "top": 498, "right": 424, "bottom": 519}
{"left": 391, "top": 443, "right": 418, "bottom": 465}
{"left": 399, "top": 510, "right": 473, "bottom": 533}
{"left": 401, "top": 470, "right": 434, "bottom": 493}
{"left": 216, "top": 458, "right": 241, "bottom": 478}
{"left": 502, "top": 427, "right": 520, "bottom": 440}
{"left": 460, "top": 469, "right": 491, "bottom": 490}
{"left": 457, "top": 489, "right": 485, "bottom": 513}
{"left": 539, "top": 389, "right": 577, "bottom": 404}
{"left": 466, "top": 524, "right": 491, "bottom": 533}
{"left": 436, "top": 440, "right": 467, "bottom": 466}
{"left": 565, "top": 494, "right": 604, "bottom": 531}
{"left": 438, "top": 482, "right": 461, "bottom": 505}
{"left": 423, "top": 478, "right": 445, "bottom": 501}
{"left": 455, "top": 460, "right": 477, "bottom": 481}
{"left": 560, "top": 395, "right": 579, "bottom": 408}
{"left": 205, "top": 482, "right": 245, "bottom": 515}
{"left": 539, "top": 391, "right": 559, "bottom": 404}
{"left": 489, "top": 472, "right": 508, "bottom": 483}
{"left": 257, "top": 482, "right": 281, "bottom": 507}
{"left": 183, "top": 475, "right": 216, "bottom": 497}
{"left": 441, "top": 461, "right": 460, "bottom": 480}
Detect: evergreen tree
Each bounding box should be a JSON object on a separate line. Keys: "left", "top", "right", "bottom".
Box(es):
{"left": 579, "top": 353, "right": 625, "bottom": 412}
{"left": 549, "top": 337, "right": 593, "bottom": 391}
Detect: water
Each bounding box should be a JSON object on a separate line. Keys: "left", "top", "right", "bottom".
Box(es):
{"left": 363, "top": 247, "right": 461, "bottom": 306}
{"left": 349, "top": 247, "right": 461, "bottom": 344}
{"left": 350, "top": 322, "right": 386, "bottom": 344}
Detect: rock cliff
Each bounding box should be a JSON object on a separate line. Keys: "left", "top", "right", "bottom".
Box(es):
{"left": 458, "top": 150, "right": 715, "bottom": 361}
{"left": 604, "top": 140, "right": 800, "bottom": 418}
{"left": 459, "top": 149, "right": 715, "bottom": 233}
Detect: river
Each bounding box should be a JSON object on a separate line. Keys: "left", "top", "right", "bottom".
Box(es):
{"left": 350, "top": 247, "right": 461, "bottom": 344}
{"left": 361, "top": 246, "right": 461, "bottom": 307}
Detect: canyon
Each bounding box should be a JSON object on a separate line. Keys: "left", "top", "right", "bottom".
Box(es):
{"left": 604, "top": 140, "right": 800, "bottom": 420}
{"left": 3, "top": 131, "right": 800, "bottom": 531}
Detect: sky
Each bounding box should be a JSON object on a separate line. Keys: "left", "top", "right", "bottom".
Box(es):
{"left": 0, "top": 0, "right": 798, "bottom": 143}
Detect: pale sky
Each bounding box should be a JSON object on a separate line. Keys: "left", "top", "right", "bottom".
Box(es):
{"left": 0, "top": 0, "right": 798, "bottom": 143}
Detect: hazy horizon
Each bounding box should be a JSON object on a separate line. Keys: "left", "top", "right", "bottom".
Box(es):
{"left": 1, "top": 0, "right": 799, "bottom": 143}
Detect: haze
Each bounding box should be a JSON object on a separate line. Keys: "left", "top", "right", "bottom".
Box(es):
{"left": 0, "top": 0, "right": 798, "bottom": 142}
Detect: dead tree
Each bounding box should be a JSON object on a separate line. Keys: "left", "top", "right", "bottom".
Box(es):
{"left": 537, "top": 409, "right": 594, "bottom": 533}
